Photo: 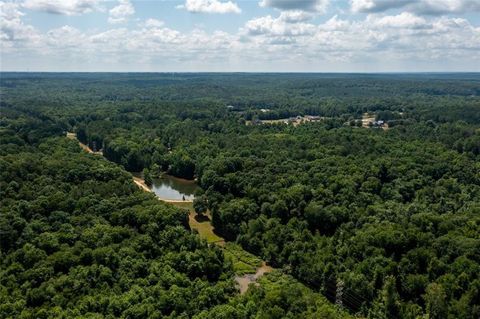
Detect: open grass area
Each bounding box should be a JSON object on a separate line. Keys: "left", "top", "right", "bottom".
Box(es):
{"left": 225, "top": 243, "right": 262, "bottom": 275}
{"left": 189, "top": 212, "right": 225, "bottom": 245}
{"left": 169, "top": 202, "right": 225, "bottom": 245}
{"left": 169, "top": 201, "right": 194, "bottom": 211}
{"left": 169, "top": 202, "right": 262, "bottom": 274}
{"left": 169, "top": 202, "right": 262, "bottom": 275}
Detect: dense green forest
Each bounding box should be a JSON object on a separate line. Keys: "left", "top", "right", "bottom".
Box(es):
{"left": 0, "top": 104, "right": 346, "bottom": 318}
{"left": 1, "top": 73, "right": 479, "bottom": 318}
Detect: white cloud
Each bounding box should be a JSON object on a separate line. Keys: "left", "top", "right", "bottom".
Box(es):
{"left": 22, "top": 0, "right": 102, "bottom": 16}
{"left": 416, "top": 0, "right": 480, "bottom": 15}
{"left": 259, "top": 0, "right": 329, "bottom": 13}
{"left": 0, "top": 1, "right": 40, "bottom": 46}
{"left": 143, "top": 18, "right": 164, "bottom": 28}
{"left": 1, "top": 9, "right": 479, "bottom": 72}
{"left": 108, "top": 0, "right": 135, "bottom": 24}
{"left": 278, "top": 10, "right": 314, "bottom": 23}
{"left": 244, "top": 14, "right": 316, "bottom": 37}
{"left": 351, "top": 0, "right": 480, "bottom": 15}
{"left": 47, "top": 25, "right": 85, "bottom": 46}
{"left": 369, "top": 12, "right": 428, "bottom": 29}
{"left": 318, "top": 15, "right": 350, "bottom": 31}
{"left": 240, "top": 11, "right": 480, "bottom": 68}
{"left": 177, "top": 0, "right": 241, "bottom": 14}
{"left": 1, "top": 2, "right": 24, "bottom": 41}
{"left": 350, "top": 0, "right": 414, "bottom": 13}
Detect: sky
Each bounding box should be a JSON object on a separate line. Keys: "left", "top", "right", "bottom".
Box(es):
{"left": 1, "top": 0, "right": 479, "bottom": 72}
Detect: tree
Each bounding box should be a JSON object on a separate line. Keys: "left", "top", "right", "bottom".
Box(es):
{"left": 424, "top": 283, "right": 447, "bottom": 319}
{"left": 193, "top": 195, "right": 208, "bottom": 217}
{"left": 143, "top": 168, "right": 153, "bottom": 186}
{"left": 369, "top": 276, "right": 401, "bottom": 319}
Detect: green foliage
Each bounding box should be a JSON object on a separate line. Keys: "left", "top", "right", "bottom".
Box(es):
{"left": 193, "top": 272, "right": 351, "bottom": 319}
{"left": 223, "top": 243, "right": 262, "bottom": 275}
{"left": 0, "top": 124, "right": 234, "bottom": 317}
{"left": 193, "top": 195, "right": 208, "bottom": 216}
{"left": 1, "top": 73, "right": 479, "bottom": 318}
{"left": 143, "top": 168, "right": 152, "bottom": 186}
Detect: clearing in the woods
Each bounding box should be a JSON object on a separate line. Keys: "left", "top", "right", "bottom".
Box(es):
{"left": 68, "top": 132, "right": 274, "bottom": 295}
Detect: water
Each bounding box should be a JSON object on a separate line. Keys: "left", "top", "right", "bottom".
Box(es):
{"left": 150, "top": 174, "right": 198, "bottom": 201}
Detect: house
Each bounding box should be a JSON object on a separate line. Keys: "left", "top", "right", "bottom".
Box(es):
{"left": 305, "top": 115, "right": 322, "bottom": 121}
{"left": 372, "top": 120, "right": 385, "bottom": 127}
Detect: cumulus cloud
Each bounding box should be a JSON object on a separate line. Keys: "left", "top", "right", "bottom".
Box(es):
{"left": 351, "top": 0, "right": 480, "bottom": 15}
{"left": 1, "top": 1, "right": 39, "bottom": 45}
{"left": 1, "top": 4, "right": 479, "bottom": 71}
{"left": 416, "top": 0, "right": 480, "bottom": 15}
{"left": 244, "top": 14, "right": 316, "bottom": 37}
{"left": 22, "top": 0, "right": 102, "bottom": 16}
{"left": 46, "top": 25, "right": 85, "bottom": 48}
{"left": 350, "top": 0, "right": 414, "bottom": 13}
{"left": 278, "top": 10, "right": 314, "bottom": 23}
{"left": 244, "top": 10, "right": 316, "bottom": 37}
{"left": 177, "top": 0, "right": 241, "bottom": 14}
{"left": 259, "top": 0, "right": 329, "bottom": 13}
{"left": 143, "top": 18, "right": 164, "bottom": 28}
{"left": 108, "top": 0, "right": 135, "bottom": 24}
{"left": 240, "top": 10, "right": 480, "bottom": 67}
{"left": 369, "top": 12, "right": 428, "bottom": 29}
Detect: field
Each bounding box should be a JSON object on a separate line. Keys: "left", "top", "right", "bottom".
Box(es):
{"left": 169, "top": 202, "right": 226, "bottom": 245}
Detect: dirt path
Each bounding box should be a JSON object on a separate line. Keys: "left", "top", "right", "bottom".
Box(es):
{"left": 172, "top": 203, "right": 273, "bottom": 294}
{"left": 66, "top": 131, "right": 271, "bottom": 294}
{"left": 132, "top": 176, "right": 151, "bottom": 193}
{"left": 235, "top": 262, "right": 273, "bottom": 294}
{"left": 67, "top": 132, "right": 103, "bottom": 155}
{"left": 67, "top": 133, "right": 191, "bottom": 202}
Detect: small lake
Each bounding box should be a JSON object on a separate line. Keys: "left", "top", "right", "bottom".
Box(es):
{"left": 150, "top": 174, "right": 198, "bottom": 201}
{"left": 131, "top": 172, "right": 199, "bottom": 201}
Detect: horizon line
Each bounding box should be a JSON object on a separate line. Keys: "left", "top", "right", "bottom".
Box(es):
{"left": 1, "top": 71, "right": 480, "bottom": 74}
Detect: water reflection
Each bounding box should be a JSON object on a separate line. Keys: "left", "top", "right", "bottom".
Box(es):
{"left": 150, "top": 175, "right": 198, "bottom": 201}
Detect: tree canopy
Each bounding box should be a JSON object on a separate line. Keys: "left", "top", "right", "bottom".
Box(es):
{"left": 1, "top": 72, "right": 479, "bottom": 318}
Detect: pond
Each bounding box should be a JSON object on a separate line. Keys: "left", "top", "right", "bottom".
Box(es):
{"left": 149, "top": 174, "right": 199, "bottom": 201}
{"left": 150, "top": 175, "right": 198, "bottom": 201}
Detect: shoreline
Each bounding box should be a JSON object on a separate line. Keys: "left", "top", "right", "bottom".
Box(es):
{"left": 132, "top": 176, "right": 151, "bottom": 193}
{"left": 67, "top": 132, "right": 194, "bottom": 203}
{"left": 159, "top": 173, "right": 197, "bottom": 184}
{"left": 67, "top": 132, "right": 269, "bottom": 295}
{"left": 132, "top": 175, "right": 194, "bottom": 203}
{"left": 163, "top": 199, "right": 194, "bottom": 203}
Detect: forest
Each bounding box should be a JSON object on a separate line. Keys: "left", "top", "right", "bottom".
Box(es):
{"left": 1, "top": 72, "right": 479, "bottom": 318}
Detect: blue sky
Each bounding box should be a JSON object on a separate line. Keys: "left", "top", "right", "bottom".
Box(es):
{"left": 1, "top": 0, "right": 479, "bottom": 72}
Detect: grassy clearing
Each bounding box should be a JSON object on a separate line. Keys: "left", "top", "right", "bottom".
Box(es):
{"left": 225, "top": 243, "right": 262, "bottom": 275}
{"left": 189, "top": 212, "right": 225, "bottom": 244}
{"left": 169, "top": 202, "right": 225, "bottom": 245}
{"left": 169, "top": 202, "right": 261, "bottom": 275}
{"left": 170, "top": 202, "right": 263, "bottom": 276}
{"left": 169, "top": 201, "right": 194, "bottom": 211}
